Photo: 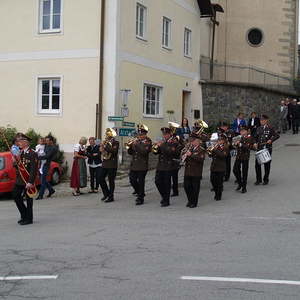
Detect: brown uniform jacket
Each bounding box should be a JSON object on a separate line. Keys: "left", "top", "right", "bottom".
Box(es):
{"left": 102, "top": 139, "right": 119, "bottom": 169}
{"left": 156, "top": 140, "right": 182, "bottom": 171}
{"left": 15, "top": 148, "right": 38, "bottom": 186}
{"left": 210, "top": 144, "right": 229, "bottom": 172}
{"left": 128, "top": 137, "right": 152, "bottom": 171}
{"left": 184, "top": 147, "right": 205, "bottom": 178}
{"left": 235, "top": 135, "right": 254, "bottom": 161}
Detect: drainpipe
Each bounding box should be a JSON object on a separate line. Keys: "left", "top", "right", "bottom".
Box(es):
{"left": 97, "top": 0, "right": 106, "bottom": 139}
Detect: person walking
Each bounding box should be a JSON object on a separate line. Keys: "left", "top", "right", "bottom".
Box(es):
{"left": 13, "top": 134, "right": 38, "bottom": 225}
{"left": 254, "top": 115, "right": 280, "bottom": 185}
{"left": 290, "top": 99, "right": 300, "bottom": 134}
{"left": 36, "top": 135, "right": 58, "bottom": 200}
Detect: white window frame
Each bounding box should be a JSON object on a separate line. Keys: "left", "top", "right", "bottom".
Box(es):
{"left": 39, "top": 0, "right": 63, "bottom": 34}
{"left": 136, "top": 3, "right": 147, "bottom": 41}
{"left": 143, "top": 83, "right": 163, "bottom": 118}
{"left": 162, "top": 17, "right": 172, "bottom": 50}
{"left": 37, "top": 76, "right": 63, "bottom": 116}
{"left": 184, "top": 27, "right": 192, "bottom": 58}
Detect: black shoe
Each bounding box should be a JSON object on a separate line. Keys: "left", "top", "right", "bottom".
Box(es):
{"left": 19, "top": 220, "right": 33, "bottom": 225}
{"left": 132, "top": 191, "right": 137, "bottom": 195}
{"left": 263, "top": 181, "right": 269, "bottom": 185}
{"left": 17, "top": 219, "right": 25, "bottom": 224}
{"left": 161, "top": 203, "right": 170, "bottom": 207}
{"left": 254, "top": 181, "right": 262, "bottom": 185}
{"left": 136, "top": 201, "right": 144, "bottom": 206}
{"left": 101, "top": 195, "right": 108, "bottom": 201}
{"left": 36, "top": 196, "right": 43, "bottom": 200}
{"left": 236, "top": 185, "right": 242, "bottom": 191}
{"left": 241, "top": 187, "right": 247, "bottom": 193}
{"left": 211, "top": 188, "right": 215, "bottom": 192}
{"left": 189, "top": 204, "right": 197, "bottom": 208}
{"left": 171, "top": 193, "right": 179, "bottom": 197}
{"left": 186, "top": 203, "right": 191, "bottom": 207}
{"left": 104, "top": 198, "right": 114, "bottom": 203}
{"left": 215, "top": 197, "right": 221, "bottom": 201}
{"left": 47, "top": 190, "right": 55, "bottom": 198}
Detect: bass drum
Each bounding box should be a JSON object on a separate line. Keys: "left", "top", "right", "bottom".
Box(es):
{"left": 255, "top": 149, "right": 271, "bottom": 165}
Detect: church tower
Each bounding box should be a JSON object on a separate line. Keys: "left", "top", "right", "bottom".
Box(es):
{"left": 213, "top": 0, "right": 299, "bottom": 78}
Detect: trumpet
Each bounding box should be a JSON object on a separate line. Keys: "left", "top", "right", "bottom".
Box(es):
{"left": 125, "top": 137, "right": 138, "bottom": 150}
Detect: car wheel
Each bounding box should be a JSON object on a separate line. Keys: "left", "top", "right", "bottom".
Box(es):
{"left": 51, "top": 169, "right": 60, "bottom": 185}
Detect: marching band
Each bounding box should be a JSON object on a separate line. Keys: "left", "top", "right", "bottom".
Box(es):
{"left": 8, "top": 115, "right": 280, "bottom": 226}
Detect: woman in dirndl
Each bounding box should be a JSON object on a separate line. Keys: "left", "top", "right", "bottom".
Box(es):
{"left": 70, "top": 137, "right": 88, "bottom": 196}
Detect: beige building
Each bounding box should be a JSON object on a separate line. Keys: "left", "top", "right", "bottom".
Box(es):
{"left": 200, "top": 0, "right": 299, "bottom": 84}
{"left": 0, "top": 0, "right": 203, "bottom": 163}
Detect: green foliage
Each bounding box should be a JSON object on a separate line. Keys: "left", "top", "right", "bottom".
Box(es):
{"left": 0, "top": 125, "right": 18, "bottom": 152}
{"left": 25, "top": 128, "right": 42, "bottom": 150}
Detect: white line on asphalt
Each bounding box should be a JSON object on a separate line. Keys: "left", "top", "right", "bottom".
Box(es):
{"left": 0, "top": 275, "right": 58, "bottom": 281}
{"left": 181, "top": 276, "right": 300, "bottom": 286}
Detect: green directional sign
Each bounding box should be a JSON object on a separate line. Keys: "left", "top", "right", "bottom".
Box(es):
{"left": 122, "top": 121, "right": 135, "bottom": 127}
{"left": 118, "top": 128, "right": 136, "bottom": 137}
{"left": 108, "top": 116, "right": 124, "bottom": 122}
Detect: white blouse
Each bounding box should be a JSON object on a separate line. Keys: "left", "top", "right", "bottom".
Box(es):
{"left": 74, "top": 143, "right": 85, "bottom": 153}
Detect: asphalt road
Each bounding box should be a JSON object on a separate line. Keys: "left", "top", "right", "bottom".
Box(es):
{"left": 0, "top": 132, "right": 300, "bottom": 300}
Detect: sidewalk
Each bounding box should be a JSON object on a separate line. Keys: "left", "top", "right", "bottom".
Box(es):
{"left": 54, "top": 130, "right": 296, "bottom": 197}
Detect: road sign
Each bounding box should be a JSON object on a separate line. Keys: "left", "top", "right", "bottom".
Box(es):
{"left": 122, "top": 121, "right": 135, "bottom": 127}
{"left": 108, "top": 116, "right": 124, "bottom": 122}
{"left": 118, "top": 128, "right": 136, "bottom": 137}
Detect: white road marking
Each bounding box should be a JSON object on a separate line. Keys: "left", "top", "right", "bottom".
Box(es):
{"left": 181, "top": 276, "right": 300, "bottom": 286}
{"left": 0, "top": 275, "right": 58, "bottom": 281}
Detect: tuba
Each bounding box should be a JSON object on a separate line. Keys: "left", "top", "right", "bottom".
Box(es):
{"left": 101, "top": 128, "right": 117, "bottom": 160}
{"left": 194, "top": 120, "right": 209, "bottom": 135}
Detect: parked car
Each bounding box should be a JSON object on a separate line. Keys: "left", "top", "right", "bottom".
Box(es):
{"left": 0, "top": 152, "right": 62, "bottom": 194}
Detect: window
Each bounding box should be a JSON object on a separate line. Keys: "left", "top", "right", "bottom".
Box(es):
{"left": 143, "top": 84, "right": 162, "bottom": 117}
{"left": 0, "top": 157, "right": 4, "bottom": 171}
{"left": 38, "top": 78, "right": 62, "bottom": 114}
{"left": 136, "top": 3, "right": 147, "bottom": 40}
{"left": 247, "top": 28, "right": 264, "bottom": 47}
{"left": 162, "top": 17, "right": 171, "bottom": 49}
{"left": 39, "top": 0, "right": 62, "bottom": 33}
{"left": 184, "top": 28, "right": 192, "bottom": 57}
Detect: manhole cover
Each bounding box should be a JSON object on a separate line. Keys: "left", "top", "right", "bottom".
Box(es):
{"left": 292, "top": 211, "right": 300, "bottom": 214}
{"left": 285, "top": 144, "right": 300, "bottom": 147}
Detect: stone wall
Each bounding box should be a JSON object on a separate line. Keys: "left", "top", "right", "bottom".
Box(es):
{"left": 202, "top": 81, "right": 298, "bottom": 128}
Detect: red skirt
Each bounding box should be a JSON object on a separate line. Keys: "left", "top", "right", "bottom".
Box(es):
{"left": 70, "top": 158, "right": 80, "bottom": 188}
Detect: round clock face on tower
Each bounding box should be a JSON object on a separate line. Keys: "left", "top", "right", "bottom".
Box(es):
{"left": 247, "top": 28, "right": 264, "bottom": 47}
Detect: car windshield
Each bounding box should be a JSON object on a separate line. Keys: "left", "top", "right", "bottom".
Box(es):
{"left": 0, "top": 157, "right": 4, "bottom": 170}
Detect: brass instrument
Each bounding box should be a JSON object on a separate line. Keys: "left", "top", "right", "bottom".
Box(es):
{"left": 180, "top": 143, "right": 196, "bottom": 165}
{"left": 125, "top": 137, "right": 138, "bottom": 150}
{"left": 101, "top": 128, "right": 117, "bottom": 160}
{"left": 152, "top": 141, "right": 161, "bottom": 154}
{"left": 194, "top": 120, "right": 209, "bottom": 135}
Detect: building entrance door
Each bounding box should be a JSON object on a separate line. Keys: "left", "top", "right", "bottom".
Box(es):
{"left": 182, "top": 90, "right": 191, "bottom": 125}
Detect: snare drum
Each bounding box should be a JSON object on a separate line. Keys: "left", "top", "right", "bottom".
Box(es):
{"left": 255, "top": 148, "right": 272, "bottom": 165}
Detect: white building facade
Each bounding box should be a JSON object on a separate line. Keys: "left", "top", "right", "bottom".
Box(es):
{"left": 0, "top": 0, "right": 203, "bottom": 161}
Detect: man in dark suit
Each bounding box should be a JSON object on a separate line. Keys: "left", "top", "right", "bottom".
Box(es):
{"left": 290, "top": 99, "right": 300, "bottom": 134}
{"left": 13, "top": 134, "right": 38, "bottom": 225}
{"left": 248, "top": 112, "right": 260, "bottom": 137}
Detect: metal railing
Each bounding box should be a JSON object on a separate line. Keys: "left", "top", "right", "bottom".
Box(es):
{"left": 200, "top": 58, "right": 295, "bottom": 93}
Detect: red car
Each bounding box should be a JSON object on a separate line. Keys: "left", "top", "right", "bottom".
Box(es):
{"left": 0, "top": 152, "right": 62, "bottom": 194}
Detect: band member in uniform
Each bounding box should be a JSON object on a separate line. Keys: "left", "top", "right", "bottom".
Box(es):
{"left": 127, "top": 124, "right": 152, "bottom": 205}
{"left": 217, "top": 122, "right": 235, "bottom": 181}
{"left": 154, "top": 127, "right": 182, "bottom": 207}
{"left": 232, "top": 126, "right": 254, "bottom": 193}
{"left": 13, "top": 134, "right": 38, "bottom": 225}
{"left": 169, "top": 122, "right": 184, "bottom": 197}
{"left": 210, "top": 134, "right": 229, "bottom": 201}
{"left": 182, "top": 130, "right": 206, "bottom": 208}
{"left": 254, "top": 115, "right": 280, "bottom": 185}
{"left": 99, "top": 128, "right": 119, "bottom": 202}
